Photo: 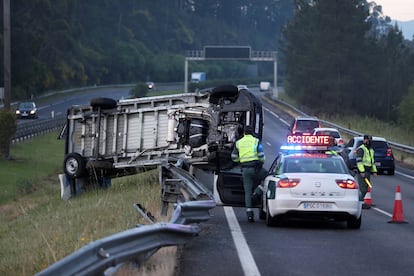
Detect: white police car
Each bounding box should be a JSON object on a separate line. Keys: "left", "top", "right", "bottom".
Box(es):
{"left": 259, "top": 135, "right": 362, "bottom": 229}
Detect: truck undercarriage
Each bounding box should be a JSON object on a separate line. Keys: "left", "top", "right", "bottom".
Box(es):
{"left": 59, "top": 85, "right": 264, "bottom": 207}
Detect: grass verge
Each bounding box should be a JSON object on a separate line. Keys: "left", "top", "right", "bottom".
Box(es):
{"left": 0, "top": 131, "right": 175, "bottom": 275}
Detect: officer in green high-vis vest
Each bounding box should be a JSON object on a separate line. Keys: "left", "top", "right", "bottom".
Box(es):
{"left": 231, "top": 125, "right": 268, "bottom": 222}
{"left": 356, "top": 134, "right": 377, "bottom": 209}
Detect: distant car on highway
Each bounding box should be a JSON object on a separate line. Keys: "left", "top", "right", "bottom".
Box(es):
{"left": 312, "top": 127, "right": 344, "bottom": 147}
{"left": 15, "top": 101, "right": 38, "bottom": 119}
{"left": 340, "top": 136, "right": 395, "bottom": 175}
{"left": 259, "top": 81, "right": 270, "bottom": 91}
{"left": 288, "top": 116, "right": 320, "bottom": 136}
{"left": 146, "top": 82, "right": 155, "bottom": 90}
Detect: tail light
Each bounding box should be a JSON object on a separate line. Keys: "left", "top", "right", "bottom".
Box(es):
{"left": 336, "top": 179, "right": 358, "bottom": 189}
{"left": 277, "top": 178, "right": 300, "bottom": 188}
{"left": 386, "top": 148, "right": 393, "bottom": 157}
{"left": 337, "top": 139, "right": 344, "bottom": 145}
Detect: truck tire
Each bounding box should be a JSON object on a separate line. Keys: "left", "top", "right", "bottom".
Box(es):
{"left": 209, "top": 85, "right": 239, "bottom": 104}
{"left": 90, "top": 97, "right": 117, "bottom": 110}
{"left": 189, "top": 118, "right": 208, "bottom": 148}
{"left": 64, "top": 153, "right": 87, "bottom": 179}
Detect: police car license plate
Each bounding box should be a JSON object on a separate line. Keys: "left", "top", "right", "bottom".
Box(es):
{"left": 375, "top": 162, "right": 381, "bottom": 166}
{"left": 303, "top": 202, "right": 333, "bottom": 209}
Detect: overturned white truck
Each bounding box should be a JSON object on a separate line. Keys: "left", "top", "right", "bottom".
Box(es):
{"left": 59, "top": 85, "right": 264, "bottom": 209}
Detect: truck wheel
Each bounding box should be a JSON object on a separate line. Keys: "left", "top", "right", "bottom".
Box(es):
{"left": 209, "top": 85, "right": 239, "bottom": 104}
{"left": 64, "top": 153, "right": 87, "bottom": 179}
{"left": 189, "top": 118, "right": 208, "bottom": 147}
{"left": 90, "top": 98, "right": 117, "bottom": 110}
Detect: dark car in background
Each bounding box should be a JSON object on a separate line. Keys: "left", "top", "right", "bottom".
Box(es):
{"left": 288, "top": 116, "right": 320, "bottom": 135}
{"left": 340, "top": 136, "right": 395, "bottom": 175}
{"left": 15, "top": 101, "right": 38, "bottom": 119}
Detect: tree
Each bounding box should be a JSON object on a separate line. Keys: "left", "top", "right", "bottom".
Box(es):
{"left": 281, "top": 0, "right": 371, "bottom": 115}
{"left": 372, "top": 27, "right": 410, "bottom": 121}
{"left": 0, "top": 110, "right": 16, "bottom": 160}
{"left": 397, "top": 85, "right": 414, "bottom": 132}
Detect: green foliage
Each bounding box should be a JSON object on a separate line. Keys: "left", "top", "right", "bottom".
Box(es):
{"left": 281, "top": 0, "right": 414, "bottom": 121}
{"left": 371, "top": 28, "right": 411, "bottom": 121}
{"left": 0, "top": 131, "right": 64, "bottom": 203}
{"left": 5, "top": 0, "right": 295, "bottom": 101}
{"left": 397, "top": 85, "right": 414, "bottom": 132}
{"left": 281, "top": 0, "right": 371, "bottom": 115}
{"left": 4, "top": 0, "right": 414, "bottom": 126}
{"left": 0, "top": 110, "right": 17, "bottom": 160}
{"left": 0, "top": 169, "right": 163, "bottom": 275}
{"left": 130, "top": 83, "right": 149, "bottom": 98}
{"left": 0, "top": 130, "right": 167, "bottom": 275}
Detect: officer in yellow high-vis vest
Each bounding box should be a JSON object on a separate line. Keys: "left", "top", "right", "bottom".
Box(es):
{"left": 231, "top": 125, "right": 268, "bottom": 222}
{"left": 356, "top": 134, "right": 377, "bottom": 209}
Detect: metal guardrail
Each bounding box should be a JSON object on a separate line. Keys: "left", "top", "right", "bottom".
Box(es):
{"left": 36, "top": 163, "right": 216, "bottom": 276}
{"left": 35, "top": 218, "right": 204, "bottom": 275}
{"left": 267, "top": 95, "right": 414, "bottom": 155}
{"left": 13, "top": 116, "right": 66, "bottom": 144}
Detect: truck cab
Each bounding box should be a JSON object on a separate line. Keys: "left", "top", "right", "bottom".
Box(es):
{"left": 191, "top": 72, "right": 206, "bottom": 83}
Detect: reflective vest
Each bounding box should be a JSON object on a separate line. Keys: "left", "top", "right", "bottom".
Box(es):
{"left": 235, "top": 135, "right": 260, "bottom": 163}
{"left": 325, "top": 146, "right": 339, "bottom": 156}
{"left": 325, "top": 150, "right": 338, "bottom": 156}
{"left": 356, "top": 144, "right": 377, "bottom": 173}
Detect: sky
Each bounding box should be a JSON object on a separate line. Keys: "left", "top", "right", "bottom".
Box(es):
{"left": 374, "top": 0, "right": 414, "bottom": 21}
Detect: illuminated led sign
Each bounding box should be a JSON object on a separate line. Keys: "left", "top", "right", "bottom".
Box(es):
{"left": 286, "top": 135, "right": 331, "bottom": 145}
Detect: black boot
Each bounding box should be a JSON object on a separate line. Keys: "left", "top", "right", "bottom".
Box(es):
{"left": 247, "top": 211, "right": 255, "bottom": 222}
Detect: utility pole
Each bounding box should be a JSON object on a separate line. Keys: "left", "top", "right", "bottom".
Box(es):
{"left": 3, "top": 0, "right": 11, "bottom": 110}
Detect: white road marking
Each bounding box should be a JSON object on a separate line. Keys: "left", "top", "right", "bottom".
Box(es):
{"left": 224, "top": 207, "right": 261, "bottom": 276}
{"left": 396, "top": 171, "right": 414, "bottom": 180}
{"left": 263, "top": 106, "right": 289, "bottom": 126}
{"left": 372, "top": 207, "right": 392, "bottom": 217}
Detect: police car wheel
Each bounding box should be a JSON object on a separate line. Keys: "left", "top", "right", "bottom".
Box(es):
{"left": 347, "top": 215, "right": 362, "bottom": 229}
{"left": 266, "top": 200, "right": 276, "bottom": 227}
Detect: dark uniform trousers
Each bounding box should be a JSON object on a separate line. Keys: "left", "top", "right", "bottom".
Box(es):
{"left": 356, "top": 166, "right": 373, "bottom": 201}
{"left": 242, "top": 165, "right": 268, "bottom": 208}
